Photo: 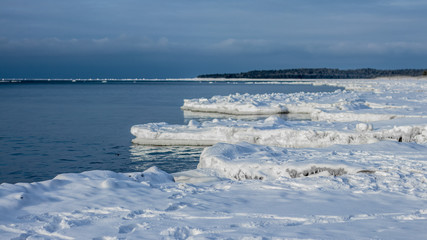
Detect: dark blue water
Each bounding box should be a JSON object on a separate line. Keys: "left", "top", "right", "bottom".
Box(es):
{"left": 0, "top": 81, "right": 341, "bottom": 183}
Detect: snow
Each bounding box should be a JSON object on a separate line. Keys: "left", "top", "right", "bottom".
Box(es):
{"left": 1, "top": 77, "right": 427, "bottom": 239}
{"left": 198, "top": 142, "right": 360, "bottom": 180}
{"left": 131, "top": 116, "right": 427, "bottom": 148}
{"left": 133, "top": 78, "right": 427, "bottom": 148}
{"left": 182, "top": 78, "right": 427, "bottom": 123}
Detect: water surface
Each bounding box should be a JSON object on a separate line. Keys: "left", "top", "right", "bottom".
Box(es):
{"left": 0, "top": 81, "right": 341, "bottom": 183}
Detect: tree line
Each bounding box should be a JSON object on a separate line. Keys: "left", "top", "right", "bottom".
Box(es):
{"left": 198, "top": 68, "right": 427, "bottom": 79}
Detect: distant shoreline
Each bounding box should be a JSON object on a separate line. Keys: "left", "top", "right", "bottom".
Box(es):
{"left": 198, "top": 68, "right": 427, "bottom": 79}
{"left": 0, "top": 79, "right": 319, "bottom": 84}
{"left": 2, "top": 68, "right": 427, "bottom": 83}
{"left": 1, "top": 77, "right": 426, "bottom": 84}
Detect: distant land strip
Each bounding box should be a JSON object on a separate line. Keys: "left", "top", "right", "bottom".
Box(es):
{"left": 198, "top": 68, "right": 427, "bottom": 79}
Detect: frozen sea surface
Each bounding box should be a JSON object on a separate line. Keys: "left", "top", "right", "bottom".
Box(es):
{"left": 1, "top": 78, "right": 426, "bottom": 239}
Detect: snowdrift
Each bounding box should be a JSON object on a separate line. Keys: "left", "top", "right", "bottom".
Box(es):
{"left": 198, "top": 142, "right": 360, "bottom": 180}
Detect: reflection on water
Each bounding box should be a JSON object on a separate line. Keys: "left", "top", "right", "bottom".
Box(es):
{"left": 183, "top": 110, "right": 312, "bottom": 123}
{"left": 129, "top": 145, "right": 205, "bottom": 173}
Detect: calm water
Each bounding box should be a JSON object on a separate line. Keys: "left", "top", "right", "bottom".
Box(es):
{"left": 0, "top": 81, "right": 341, "bottom": 183}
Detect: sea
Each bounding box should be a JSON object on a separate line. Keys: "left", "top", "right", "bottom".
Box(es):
{"left": 0, "top": 80, "right": 341, "bottom": 184}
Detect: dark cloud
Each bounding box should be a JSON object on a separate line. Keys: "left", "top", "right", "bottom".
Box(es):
{"left": 1, "top": 0, "right": 426, "bottom": 78}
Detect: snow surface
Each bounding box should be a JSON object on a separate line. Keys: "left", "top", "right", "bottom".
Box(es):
{"left": 181, "top": 78, "right": 427, "bottom": 122}
{"left": 2, "top": 77, "right": 427, "bottom": 239}
{"left": 131, "top": 116, "right": 427, "bottom": 148}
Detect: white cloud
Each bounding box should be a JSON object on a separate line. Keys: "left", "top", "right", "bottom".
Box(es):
{"left": 300, "top": 40, "right": 427, "bottom": 57}
{"left": 209, "top": 38, "right": 271, "bottom": 54}
{"left": 92, "top": 38, "right": 110, "bottom": 44}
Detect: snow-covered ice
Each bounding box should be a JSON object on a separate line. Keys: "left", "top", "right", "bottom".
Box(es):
{"left": 181, "top": 78, "right": 427, "bottom": 122}
{"left": 198, "top": 142, "right": 361, "bottom": 181}
{"left": 1, "top": 141, "right": 426, "bottom": 239}
{"left": 133, "top": 78, "right": 427, "bottom": 147}
{"left": 1, "top": 77, "right": 427, "bottom": 239}
{"left": 131, "top": 116, "right": 427, "bottom": 148}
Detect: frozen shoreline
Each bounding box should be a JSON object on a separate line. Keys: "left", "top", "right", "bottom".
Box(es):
{"left": 1, "top": 140, "right": 426, "bottom": 239}
{"left": 133, "top": 78, "right": 427, "bottom": 147}
{"left": 131, "top": 116, "right": 427, "bottom": 148}
{"left": 1, "top": 77, "right": 427, "bottom": 239}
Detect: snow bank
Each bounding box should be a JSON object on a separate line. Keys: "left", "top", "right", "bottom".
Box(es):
{"left": 376, "top": 125, "right": 427, "bottom": 143}
{"left": 182, "top": 78, "right": 427, "bottom": 123}
{"left": 131, "top": 116, "right": 427, "bottom": 147}
{"left": 198, "top": 142, "right": 360, "bottom": 180}
{"left": 197, "top": 140, "right": 427, "bottom": 197}
{"left": 1, "top": 141, "right": 426, "bottom": 239}
{"left": 315, "top": 77, "right": 427, "bottom": 93}
{"left": 181, "top": 93, "right": 290, "bottom": 115}
{"left": 181, "top": 91, "right": 352, "bottom": 116}
{"left": 0, "top": 166, "right": 174, "bottom": 218}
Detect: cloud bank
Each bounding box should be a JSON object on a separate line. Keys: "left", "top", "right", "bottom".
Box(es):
{"left": 1, "top": 0, "right": 426, "bottom": 78}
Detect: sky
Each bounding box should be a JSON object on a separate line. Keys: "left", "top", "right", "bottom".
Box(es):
{"left": 1, "top": 0, "right": 426, "bottom": 78}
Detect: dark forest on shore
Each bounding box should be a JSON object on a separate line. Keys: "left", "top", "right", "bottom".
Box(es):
{"left": 198, "top": 68, "right": 427, "bottom": 79}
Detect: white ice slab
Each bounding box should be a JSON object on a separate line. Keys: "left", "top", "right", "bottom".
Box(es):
{"left": 198, "top": 142, "right": 361, "bottom": 180}
{"left": 182, "top": 78, "right": 427, "bottom": 122}
{"left": 131, "top": 116, "right": 427, "bottom": 147}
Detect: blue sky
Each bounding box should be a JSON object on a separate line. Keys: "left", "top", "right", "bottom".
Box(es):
{"left": 1, "top": 0, "right": 426, "bottom": 78}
